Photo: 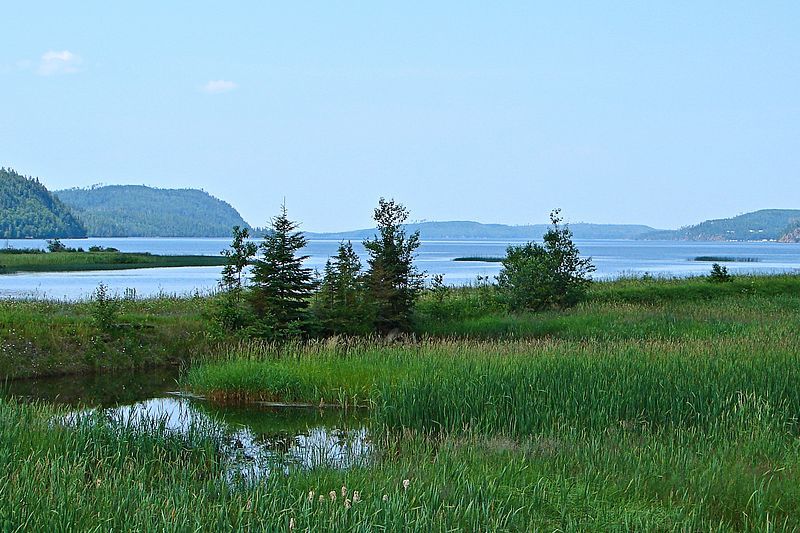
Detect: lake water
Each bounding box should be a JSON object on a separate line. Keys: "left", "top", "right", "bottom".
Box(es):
{"left": 2, "top": 237, "right": 800, "bottom": 300}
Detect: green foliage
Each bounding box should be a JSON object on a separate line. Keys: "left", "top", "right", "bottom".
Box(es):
{"left": 90, "top": 283, "right": 121, "bottom": 332}
{"left": 0, "top": 251, "right": 226, "bottom": 274}
{"left": 0, "top": 168, "right": 86, "bottom": 238}
{"left": 315, "top": 241, "right": 371, "bottom": 335}
{"left": 220, "top": 225, "right": 257, "bottom": 293}
{"left": 212, "top": 226, "right": 259, "bottom": 333}
{"left": 249, "top": 205, "right": 318, "bottom": 340}
{"left": 363, "top": 198, "right": 424, "bottom": 333}
{"left": 709, "top": 263, "right": 734, "bottom": 283}
{"left": 55, "top": 184, "right": 251, "bottom": 237}
{"left": 498, "top": 209, "right": 595, "bottom": 311}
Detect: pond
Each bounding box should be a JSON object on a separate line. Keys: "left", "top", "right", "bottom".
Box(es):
{"left": 6, "top": 369, "right": 371, "bottom": 480}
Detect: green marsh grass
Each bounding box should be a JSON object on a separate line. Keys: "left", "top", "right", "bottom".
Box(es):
{"left": 0, "top": 251, "right": 227, "bottom": 274}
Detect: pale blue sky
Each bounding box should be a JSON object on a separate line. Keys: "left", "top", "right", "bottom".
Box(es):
{"left": 2, "top": 2, "right": 798, "bottom": 231}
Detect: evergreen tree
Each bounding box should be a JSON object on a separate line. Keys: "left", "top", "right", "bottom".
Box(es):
{"left": 363, "top": 198, "right": 424, "bottom": 333}
{"left": 249, "top": 205, "right": 317, "bottom": 339}
{"left": 315, "top": 241, "right": 369, "bottom": 335}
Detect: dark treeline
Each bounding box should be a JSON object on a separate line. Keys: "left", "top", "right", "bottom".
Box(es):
{"left": 0, "top": 168, "right": 87, "bottom": 239}
{"left": 213, "top": 200, "right": 596, "bottom": 340}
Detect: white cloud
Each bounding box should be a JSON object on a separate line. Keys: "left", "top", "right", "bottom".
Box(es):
{"left": 38, "top": 50, "right": 82, "bottom": 76}
{"left": 202, "top": 80, "right": 238, "bottom": 94}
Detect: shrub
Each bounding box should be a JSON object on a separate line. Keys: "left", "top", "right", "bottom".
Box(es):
{"left": 91, "top": 282, "right": 121, "bottom": 332}
{"left": 497, "top": 209, "right": 595, "bottom": 311}
{"left": 708, "top": 263, "right": 733, "bottom": 283}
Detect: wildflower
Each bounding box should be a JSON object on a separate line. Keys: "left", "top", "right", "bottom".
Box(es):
{"left": 289, "top": 517, "right": 296, "bottom": 530}
{"left": 352, "top": 491, "right": 361, "bottom": 503}
{"left": 344, "top": 498, "right": 352, "bottom": 510}
{"left": 402, "top": 479, "right": 410, "bottom": 490}
{"left": 382, "top": 494, "right": 389, "bottom": 502}
{"left": 319, "top": 495, "right": 325, "bottom": 503}
{"left": 329, "top": 490, "right": 337, "bottom": 502}
{"left": 341, "top": 485, "right": 348, "bottom": 498}
{"left": 308, "top": 490, "right": 314, "bottom": 502}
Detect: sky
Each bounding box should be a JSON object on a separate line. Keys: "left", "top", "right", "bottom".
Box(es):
{"left": 1, "top": 2, "right": 799, "bottom": 232}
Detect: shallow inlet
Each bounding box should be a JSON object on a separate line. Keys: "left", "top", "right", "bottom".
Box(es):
{"left": 6, "top": 369, "right": 371, "bottom": 480}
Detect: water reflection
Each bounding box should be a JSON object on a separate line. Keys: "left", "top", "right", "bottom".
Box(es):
{"left": 9, "top": 370, "right": 370, "bottom": 479}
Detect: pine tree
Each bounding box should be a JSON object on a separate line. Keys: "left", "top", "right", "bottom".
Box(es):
{"left": 363, "top": 198, "right": 423, "bottom": 334}
{"left": 249, "top": 205, "right": 317, "bottom": 339}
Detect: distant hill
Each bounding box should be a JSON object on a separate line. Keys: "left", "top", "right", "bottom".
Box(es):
{"left": 307, "top": 220, "right": 658, "bottom": 241}
{"left": 55, "top": 185, "right": 251, "bottom": 237}
{"left": 779, "top": 221, "right": 800, "bottom": 243}
{"left": 0, "top": 168, "right": 87, "bottom": 239}
{"left": 640, "top": 209, "right": 800, "bottom": 242}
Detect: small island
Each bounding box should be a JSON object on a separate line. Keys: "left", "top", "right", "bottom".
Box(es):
{"left": 0, "top": 246, "right": 227, "bottom": 274}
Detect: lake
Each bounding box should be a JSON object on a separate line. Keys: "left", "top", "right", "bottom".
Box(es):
{"left": 2, "top": 237, "right": 800, "bottom": 300}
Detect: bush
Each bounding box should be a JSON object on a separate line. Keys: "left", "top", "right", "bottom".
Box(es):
{"left": 497, "top": 209, "right": 595, "bottom": 311}
{"left": 91, "top": 282, "right": 121, "bottom": 332}
{"left": 708, "top": 263, "right": 733, "bottom": 283}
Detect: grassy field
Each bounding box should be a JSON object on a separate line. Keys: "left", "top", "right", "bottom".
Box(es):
{"left": 0, "top": 250, "right": 227, "bottom": 273}
{"left": 3, "top": 275, "right": 800, "bottom": 529}
{"left": 0, "top": 295, "right": 216, "bottom": 379}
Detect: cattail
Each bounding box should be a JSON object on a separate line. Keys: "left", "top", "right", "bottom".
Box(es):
{"left": 352, "top": 491, "right": 361, "bottom": 503}
{"left": 402, "top": 479, "right": 410, "bottom": 490}
{"left": 319, "top": 495, "right": 325, "bottom": 503}
{"left": 329, "top": 490, "right": 337, "bottom": 502}
{"left": 344, "top": 498, "right": 352, "bottom": 510}
{"left": 341, "top": 485, "right": 348, "bottom": 497}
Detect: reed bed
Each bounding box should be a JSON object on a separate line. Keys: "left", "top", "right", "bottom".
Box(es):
{"left": 2, "top": 395, "right": 798, "bottom": 530}
{"left": 0, "top": 251, "right": 227, "bottom": 273}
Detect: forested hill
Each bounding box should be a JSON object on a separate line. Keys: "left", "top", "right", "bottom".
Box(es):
{"left": 0, "top": 168, "right": 87, "bottom": 239}
{"left": 307, "top": 221, "right": 658, "bottom": 241}
{"left": 640, "top": 209, "right": 800, "bottom": 242}
{"left": 55, "top": 185, "right": 251, "bottom": 237}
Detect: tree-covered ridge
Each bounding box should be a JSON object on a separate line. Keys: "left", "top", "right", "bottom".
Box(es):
{"left": 55, "top": 185, "right": 252, "bottom": 237}
{"left": 641, "top": 209, "right": 800, "bottom": 241}
{"left": 306, "top": 221, "right": 658, "bottom": 241}
{"left": 0, "top": 168, "right": 87, "bottom": 239}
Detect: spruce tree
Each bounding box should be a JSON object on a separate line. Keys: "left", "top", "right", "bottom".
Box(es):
{"left": 249, "top": 205, "right": 317, "bottom": 339}
{"left": 363, "top": 198, "right": 423, "bottom": 333}
{"left": 315, "top": 241, "right": 368, "bottom": 335}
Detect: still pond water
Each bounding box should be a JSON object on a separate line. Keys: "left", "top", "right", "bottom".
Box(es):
{"left": 7, "top": 369, "right": 370, "bottom": 480}
{"left": 2, "top": 237, "right": 800, "bottom": 300}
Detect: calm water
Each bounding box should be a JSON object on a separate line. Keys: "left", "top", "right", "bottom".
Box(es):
{"left": 7, "top": 369, "right": 370, "bottom": 479}
{"left": 2, "top": 237, "right": 800, "bottom": 300}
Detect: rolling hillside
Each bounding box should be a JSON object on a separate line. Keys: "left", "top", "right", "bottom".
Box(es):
{"left": 306, "top": 220, "right": 658, "bottom": 241}
{"left": 641, "top": 209, "right": 800, "bottom": 242}
{"left": 55, "top": 185, "right": 252, "bottom": 237}
{"left": 0, "top": 168, "right": 87, "bottom": 239}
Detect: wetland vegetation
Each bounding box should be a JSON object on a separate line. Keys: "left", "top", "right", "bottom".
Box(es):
{"left": 3, "top": 203, "right": 800, "bottom": 530}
